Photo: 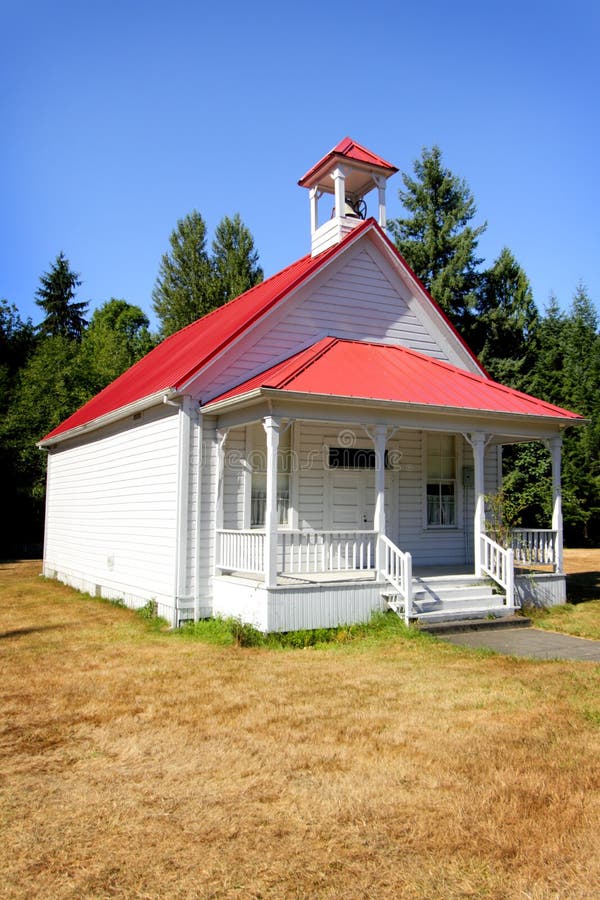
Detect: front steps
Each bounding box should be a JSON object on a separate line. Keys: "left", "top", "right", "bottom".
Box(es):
{"left": 384, "top": 574, "right": 520, "bottom": 626}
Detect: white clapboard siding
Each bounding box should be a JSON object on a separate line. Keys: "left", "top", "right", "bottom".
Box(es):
{"left": 44, "top": 404, "right": 180, "bottom": 614}
{"left": 193, "top": 245, "right": 453, "bottom": 402}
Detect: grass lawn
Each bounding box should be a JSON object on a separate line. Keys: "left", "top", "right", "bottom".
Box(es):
{"left": 526, "top": 548, "right": 600, "bottom": 640}
{"left": 1, "top": 560, "right": 599, "bottom": 899}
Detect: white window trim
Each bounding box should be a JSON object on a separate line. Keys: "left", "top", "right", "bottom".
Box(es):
{"left": 422, "top": 432, "right": 463, "bottom": 531}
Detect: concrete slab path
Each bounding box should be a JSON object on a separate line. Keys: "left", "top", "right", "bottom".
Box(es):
{"left": 441, "top": 627, "right": 600, "bottom": 661}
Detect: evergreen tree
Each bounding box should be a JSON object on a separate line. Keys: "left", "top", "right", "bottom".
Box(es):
{"left": 502, "top": 286, "right": 600, "bottom": 545}
{"left": 0, "top": 300, "right": 36, "bottom": 414}
{"left": 35, "top": 252, "right": 88, "bottom": 340}
{"left": 211, "top": 213, "right": 263, "bottom": 306}
{"left": 1, "top": 335, "right": 82, "bottom": 551}
{"left": 473, "top": 247, "right": 538, "bottom": 388}
{"left": 388, "top": 146, "right": 486, "bottom": 334}
{"left": 152, "top": 210, "right": 213, "bottom": 337}
{"left": 560, "top": 285, "right": 600, "bottom": 542}
{"left": 527, "top": 295, "right": 567, "bottom": 405}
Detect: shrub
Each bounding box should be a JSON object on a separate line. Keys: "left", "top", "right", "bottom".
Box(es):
{"left": 137, "top": 599, "right": 159, "bottom": 620}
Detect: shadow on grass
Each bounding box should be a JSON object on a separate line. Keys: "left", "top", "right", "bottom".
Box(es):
{"left": 0, "top": 625, "right": 65, "bottom": 640}
{"left": 566, "top": 571, "right": 600, "bottom": 603}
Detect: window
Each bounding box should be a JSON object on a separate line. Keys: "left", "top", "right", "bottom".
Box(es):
{"left": 250, "top": 426, "right": 291, "bottom": 527}
{"left": 426, "top": 434, "right": 456, "bottom": 527}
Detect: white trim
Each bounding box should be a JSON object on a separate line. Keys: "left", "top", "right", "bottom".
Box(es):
{"left": 422, "top": 432, "right": 463, "bottom": 532}
{"left": 173, "top": 396, "right": 195, "bottom": 627}
{"left": 289, "top": 421, "right": 299, "bottom": 530}
{"left": 263, "top": 416, "right": 281, "bottom": 589}
{"left": 243, "top": 424, "right": 253, "bottom": 530}
{"left": 193, "top": 412, "right": 204, "bottom": 622}
{"left": 38, "top": 388, "right": 180, "bottom": 448}
{"left": 549, "top": 435, "right": 564, "bottom": 573}
{"left": 202, "top": 387, "right": 580, "bottom": 432}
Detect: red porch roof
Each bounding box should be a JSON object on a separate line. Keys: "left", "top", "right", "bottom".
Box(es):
{"left": 205, "top": 337, "right": 583, "bottom": 422}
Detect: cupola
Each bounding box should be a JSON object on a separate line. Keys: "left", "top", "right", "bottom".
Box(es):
{"left": 298, "top": 137, "right": 398, "bottom": 256}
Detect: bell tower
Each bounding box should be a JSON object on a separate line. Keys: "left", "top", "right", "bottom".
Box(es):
{"left": 298, "top": 137, "right": 398, "bottom": 256}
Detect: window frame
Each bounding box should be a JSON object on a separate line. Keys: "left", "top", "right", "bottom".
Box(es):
{"left": 423, "top": 432, "right": 462, "bottom": 531}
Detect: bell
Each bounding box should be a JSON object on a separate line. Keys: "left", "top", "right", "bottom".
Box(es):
{"left": 343, "top": 199, "right": 361, "bottom": 218}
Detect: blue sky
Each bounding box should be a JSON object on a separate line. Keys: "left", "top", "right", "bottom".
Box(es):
{"left": 2, "top": 0, "right": 599, "bottom": 330}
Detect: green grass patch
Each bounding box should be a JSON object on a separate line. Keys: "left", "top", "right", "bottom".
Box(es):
{"left": 175, "top": 610, "right": 431, "bottom": 650}
{"left": 526, "top": 600, "right": 600, "bottom": 641}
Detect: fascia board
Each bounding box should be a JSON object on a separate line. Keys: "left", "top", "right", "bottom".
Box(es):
{"left": 203, "top": 387, "right": 584, "bottom": 437}
{"left": 38, "top": 388, "right": 181, "bottom": 448}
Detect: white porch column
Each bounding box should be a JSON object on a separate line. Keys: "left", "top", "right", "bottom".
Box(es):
{"left": 214, "top": 428, "right": 228, "bottom": 576}
{"left": 263, "top": 416, "right": 281, "bottom": 589}
{"left": 549, "top": 435, "right": 564, "bottom": 573}
{"left": 471, "top": 432, "right": 487, "bottom": 575}
{"left": 373, "top": 425, "right": 387, "bottom": 576}
{"left": 332, "top": 166, "right": 346, "bottom": 218}
{"left": 374, "top": 175, "right": 387, "bottom": 228}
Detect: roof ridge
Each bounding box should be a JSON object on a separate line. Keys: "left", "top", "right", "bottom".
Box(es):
{"left": 274, "top": 337, "right": 339, "bottom": 389}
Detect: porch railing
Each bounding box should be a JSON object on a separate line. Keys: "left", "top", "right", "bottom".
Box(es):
{"left": 378, "top": 534, "right": 413, "bottom": 624}
{"left": 480, "top": 533, "right": 515, "bottom": 607}
{"left": 511, "top": 528, "right": 558, "bottom": 571}
{"left": 280, "top": 530, "right": 376, "bottom": 574}
{"left": 217, "top": 529, "right": 265, "bottom": 575}
{"left": 216, "top": 529, "right": 377, "bottom": 577}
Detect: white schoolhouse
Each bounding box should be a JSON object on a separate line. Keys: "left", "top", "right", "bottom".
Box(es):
{"left": 39, "top": 139, "right": 584, "bottom": 629}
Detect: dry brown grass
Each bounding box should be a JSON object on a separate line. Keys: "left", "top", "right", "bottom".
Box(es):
{"left": 1, "top": 561, "right": 599, "bottom": 899}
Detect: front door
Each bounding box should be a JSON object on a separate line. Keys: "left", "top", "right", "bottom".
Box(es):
{"left": 329, "top": 469, "right": 375, "bottom": 530}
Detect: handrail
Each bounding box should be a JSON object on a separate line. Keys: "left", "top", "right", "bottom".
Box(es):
{"left": 480, "top": 533, "right": 514, "bottom": 607}
{"left": 378, "top": 534, "right": 413, "bottom": 625}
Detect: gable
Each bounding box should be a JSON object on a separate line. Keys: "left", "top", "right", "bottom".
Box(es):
{"left": 40, "top": 220, "right": 485, "bottom": 446}
{"left": 188, "top": 232, "right": 483, "bottom": 403}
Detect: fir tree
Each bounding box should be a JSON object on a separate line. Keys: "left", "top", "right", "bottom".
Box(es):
{"left": 35, "top": 252, "right": 88, "bottom": 340}
{"left": 474, "top": 247, "right": 538, "bottom": 388}
{"left": 388, "top": 146, "right": 485, "bottom": 335}
{"left": 211, "top": 213, "right": 263, "bottom": 306}
{"left": 152, "top": 210, "right": 213, "bottom": 337}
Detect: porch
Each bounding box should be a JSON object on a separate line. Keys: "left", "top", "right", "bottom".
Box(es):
{"left": 212, "top": 526, "right": 564, "bottom": 631}
{"left": 203, "top": 397, "right": 568, "bottom": 631}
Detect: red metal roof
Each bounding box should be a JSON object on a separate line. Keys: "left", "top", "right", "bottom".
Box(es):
{"left": 205, "top": 337, "right": 583, "bottom": 421}
{"left": 298, "top": 137, "right": 398, "bottom": 187}
{"left": 40, "top": 220, "right": 507, "bottom": 445}
{"left": 40, "top": 221, "right": 375, "bottom": 443}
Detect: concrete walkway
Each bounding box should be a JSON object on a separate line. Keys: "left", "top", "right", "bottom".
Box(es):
{"left": 441, "top": 627, "right": 600, "bottom": 661}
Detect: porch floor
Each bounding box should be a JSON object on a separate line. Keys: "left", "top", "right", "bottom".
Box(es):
{"left": 218, "top": 565, "right": 476, "bottom": 587}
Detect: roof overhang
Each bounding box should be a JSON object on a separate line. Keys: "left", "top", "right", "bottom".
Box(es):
{"left": 201, "top": 387, "right": 586, "bottom": 440}
{"left": 38, "top": 388, "right": 182, "bottom": 449}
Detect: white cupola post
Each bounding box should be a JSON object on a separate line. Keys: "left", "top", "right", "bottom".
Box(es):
{"left": 298, "top": 137, "right": 398, "bottom": 256}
